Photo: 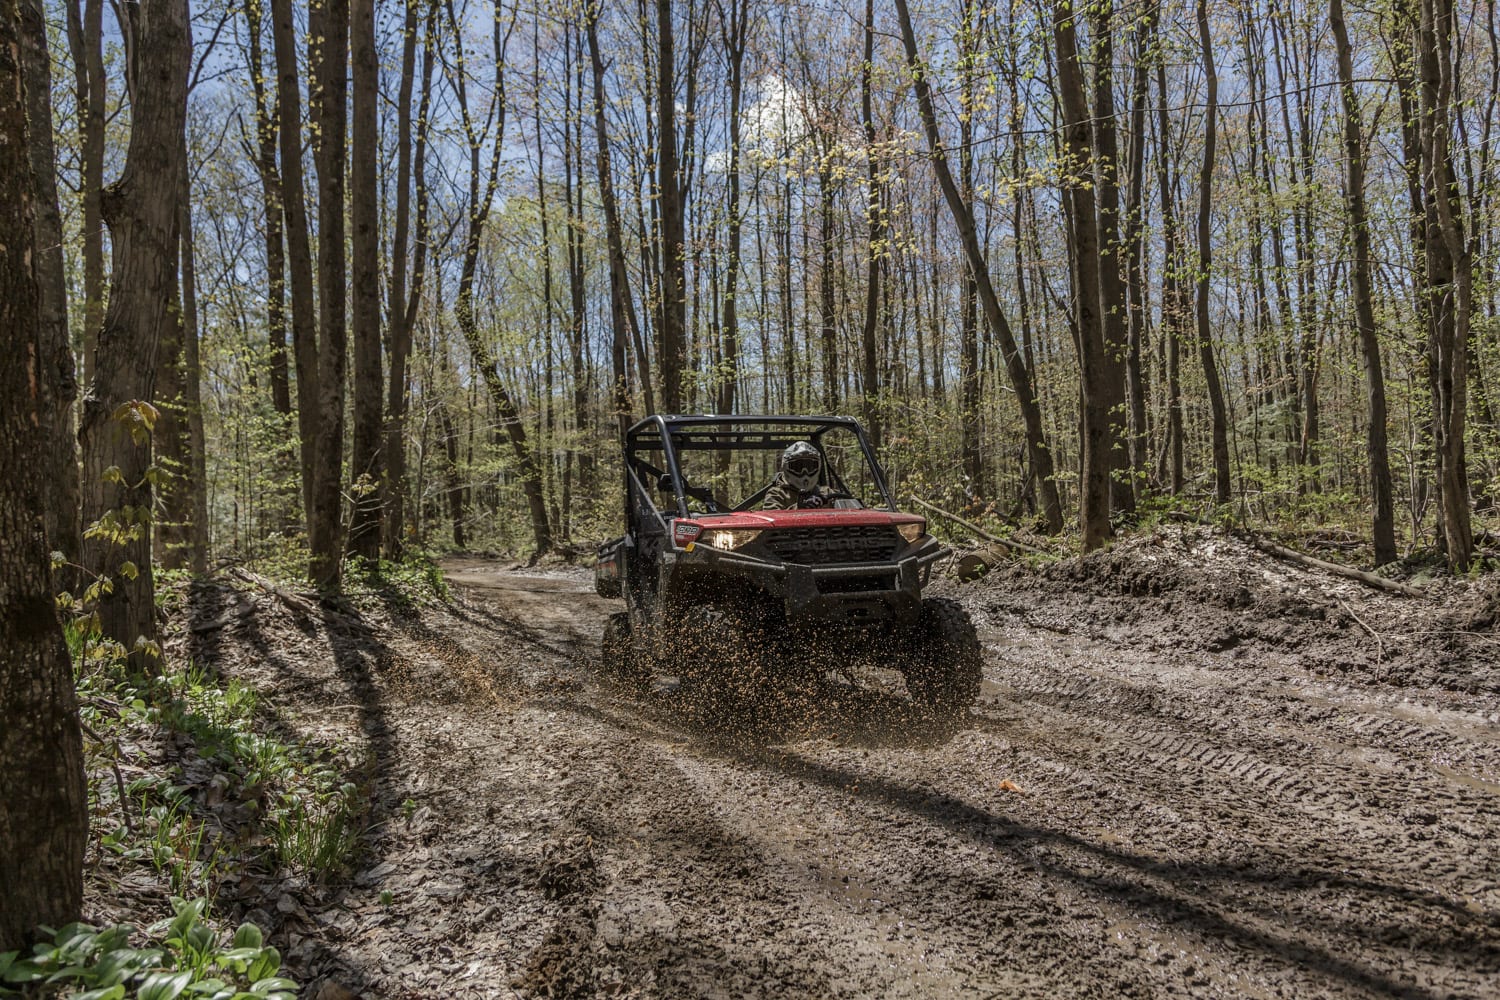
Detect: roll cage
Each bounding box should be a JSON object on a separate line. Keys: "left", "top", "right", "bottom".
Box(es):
{"left": 622, "top": 414, "right": 898, "bottom": 522}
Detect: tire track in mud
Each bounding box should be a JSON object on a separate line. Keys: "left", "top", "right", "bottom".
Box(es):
{"left": 407, "top": 562, "right": 1500, "bottom": 999}
{"left": 971, "top": 625, "right": 1500, "bottom": 998}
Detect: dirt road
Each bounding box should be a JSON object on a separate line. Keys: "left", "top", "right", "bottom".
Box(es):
{"left": 248, "top": 535, "right": 1499, "bottom": 998}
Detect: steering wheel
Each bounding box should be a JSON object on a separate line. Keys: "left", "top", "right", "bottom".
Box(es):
{"left": 800, "top": 490, "right": 860, "bottom": 509}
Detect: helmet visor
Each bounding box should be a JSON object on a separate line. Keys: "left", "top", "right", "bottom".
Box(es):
{"left": 786, "top": 458, "right": 820, "bottom": 479}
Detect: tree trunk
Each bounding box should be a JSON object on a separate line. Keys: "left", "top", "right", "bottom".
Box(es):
{"left": 858, "top": 0, "right": 882, "bottom": 449}
{"left": 957, "top": 0, "right": 982, "bottom": 492}
{"left": 21, "top": 0, "right": 80, "bottom": 565}
{"left": 1123, "top": 0, "right": 1154, "bottom": 498}
{"left": 347, "top": 0, "right": 382, "bottom": 561}
{"left": 655, "top": 0, "right": 686, "bottom": 413}
{"left": 155, "top": 139, "right": 208, "bottom": 575}
{"left": 384, "top": 0, "right": 437, "bottom": 558}
{"left": 893, "top": 0, "right": 1063, "bottom": 533}
{"left": 448, "top": 7, "right": 549, "bottom": 558}
{"left": 1054, "top": 3, "right": 1113, "bottom": 549}
{"left": 1416, "top": 0, "right": 1474, "bottom": 570}
{"left": 308, "top": 0, "right": 349, "bottom": 589}
{"left": 0, "top": 2, "right": 88, "bottom": 945}
{"left": 1089, "top": 0, "right": 1134, "bottom": 516}
{"left": 1195, "top": 0, "right": 1232, "bottom": 503}
{"left": 64, "top": 0, "right": 106, "bottom": 385}
{"left": 178, "top": 169, "right": 208, "bottom": 574}
{"left": 587, "top": 8, "right": 639, "bottom": 433}
{"left": 270, "top": 0, "right": 321, "bottom": 535}
{"left": 245, "top": 0, "right": 290, "bottom": 419}
{"left": 1330, "top": 0, "right": 1398, "bottom": 565}
{"left": 78, "top": 0, "right": 190, "bottom": 670}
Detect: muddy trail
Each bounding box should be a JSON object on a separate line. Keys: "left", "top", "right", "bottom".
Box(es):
{"left": 171, "top": 531, "right": 1499, "bottom": 998}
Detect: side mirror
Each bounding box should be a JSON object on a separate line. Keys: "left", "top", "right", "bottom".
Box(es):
{"left": 656, "top": 472, "right": 674, "bottom": 493}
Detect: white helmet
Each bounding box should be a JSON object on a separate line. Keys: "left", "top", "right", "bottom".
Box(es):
{"left": 780, "top": 441, "right": 821, "bottom": 493}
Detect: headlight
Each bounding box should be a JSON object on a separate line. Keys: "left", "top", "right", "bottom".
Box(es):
{"left": 897, "top": 521, "right": 926, "bottom": 544}
{"left": 701, "top": 528, "right": 761, "bottom": 551}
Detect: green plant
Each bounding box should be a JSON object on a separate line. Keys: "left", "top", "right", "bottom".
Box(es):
{"left": 268, "top": 779, "right": 365, "bottom": 880}
{"left": 0, "top": 898, "right": 295, "bottom": 1000}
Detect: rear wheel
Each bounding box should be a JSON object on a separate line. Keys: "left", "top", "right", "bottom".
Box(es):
{"left": 903, "top": 597, "right": 982, "bottom": 716}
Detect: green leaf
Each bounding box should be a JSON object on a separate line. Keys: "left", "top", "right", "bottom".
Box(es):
{"left": 184, "top": 978, "right": 228, "bottom": 994}
{"left": 74, "top": 987, "right": 126, "bottom": 1000}
{"left": 230, "top": 924, "right": 262, "bottom": 951}
{"left": 119, "top": 560, "right": 139, "bottom": 581}
{"left": 137, "top": 970, "right": 193, "bottom": 1000}
{"left": 250, "top": 979, "right": 298, "bottom": 995}
{"left": 244, "top": 947, "right": 280, "bottom": 983}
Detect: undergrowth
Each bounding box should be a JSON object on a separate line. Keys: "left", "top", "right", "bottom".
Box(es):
{"left": 76, "top": 654, "right": 369, "bottom": 896}
{"left": 0, "top": 898, "right": 295, "bottom": 999}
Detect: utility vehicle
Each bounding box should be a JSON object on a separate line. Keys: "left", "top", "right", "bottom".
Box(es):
{"left": 595, "top": 415, "right": 982, "bottom": 714}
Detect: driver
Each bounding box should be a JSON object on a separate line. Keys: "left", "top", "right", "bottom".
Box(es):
{"left": 763, "top": 441, "right": 836, "bottom": 509}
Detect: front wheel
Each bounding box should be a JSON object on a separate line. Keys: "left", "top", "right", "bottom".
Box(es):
{"left": 602, "top": 611, "right": 650, "bottom": 693}
{"left": 902, "top": 597, "right": 982, "bottom": 716}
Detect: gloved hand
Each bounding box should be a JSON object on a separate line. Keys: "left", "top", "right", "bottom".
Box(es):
{"left": 800, "top": 492, "right": 826, "bottom": 509}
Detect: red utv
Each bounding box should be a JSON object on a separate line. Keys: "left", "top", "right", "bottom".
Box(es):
{"left": 595, "top": 415, "right": 981, "bottom": 715}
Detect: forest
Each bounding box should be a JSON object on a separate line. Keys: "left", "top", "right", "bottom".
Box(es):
{"left": 3, "top": 0, "right": 1499, "bottom": 994}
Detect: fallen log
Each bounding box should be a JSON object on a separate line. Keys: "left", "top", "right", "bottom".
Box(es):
{"left": 1244, "top": 534, "right": 1426, "bottom": 598}
{"left": 907, "top": 496, "right": 1048, "bottom": 557}
{"left": 226, "top": 566, "right": 320, "bottom": 615}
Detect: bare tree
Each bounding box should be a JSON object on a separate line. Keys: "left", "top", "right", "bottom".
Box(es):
{"left": 1414, "top": 0, "right": 1474, "bottom": 569}
{"left": 347, "top": 0, "right": 382, "bottom": 560}
{"left": 270, "top": 0, "right": 322, "bottom": 534}
{"left": 0, "top": 0, "right": 88, "bottom": 945}
{"left": 308, "top": 0, "right": 350, "bottom": 588}
{"left": 1054, "top": 1, "right": 1113, "bottom": 548}
{"left": 1330, "top": 0, "right": 1398, "bottom": 565}
{"left": 384, "top": 0, "right": 438, "bottom": 556}
{"left": 654, "top": 0, "right": 687, "bottom": 413}
{"left": 1195, "top": 0, "right": 1231, "bottom": 503}
{"left": 77, "top": 0, "right": 191, "bottom": 668}
{"left": 893, "top": 0, "right": 1063, "bottom": 532}
{"left": 20, "top": 0, "right": 79, "bottom": 564}
{"left": 588, "top": 4, "right": 642, "bottom": 431}
{"left": 64, "top": 0, "right": 106, "bottom": 385}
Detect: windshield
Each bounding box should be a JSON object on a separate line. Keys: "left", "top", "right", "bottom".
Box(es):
{"left": 627, "top": 419, "right": 893, "bottom": 516}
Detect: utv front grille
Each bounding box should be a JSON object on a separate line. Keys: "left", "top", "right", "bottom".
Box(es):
{"left": 764, "top": 525, "right": 902, "bottom": 565}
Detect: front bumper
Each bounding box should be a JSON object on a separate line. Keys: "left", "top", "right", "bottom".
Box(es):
{"left": 663, "top": 539, "right": 946, "bottom": 625}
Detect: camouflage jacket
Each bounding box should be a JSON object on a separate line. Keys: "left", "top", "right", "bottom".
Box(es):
{"left": 762, "top": 474, "right": 835, "bottom": 510}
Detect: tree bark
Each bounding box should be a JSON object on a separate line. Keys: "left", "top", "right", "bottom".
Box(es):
{"left": 384, "top": 0, "right": 437, "bottom": 557}
{"left": 1330, "top": 0, "right": 1398, "bottom": 566}
{"left": 155, "top": 138, "right": 208, "bottom": 575}
{"left": 0, "top": 0, "right": 88, "bottom": 945}
{"left": 1416, "top": 0, "right": 1474, "bottom": 570}
{"left": 858, "top": 0, "right": 882, "bottom": 449}
{"left": 1195, "top": 0, "right": 1232, "bottom": 503}
{"left": 717, "top": 0, "right": 747, "bottom": 429}
{"left": 1054, "top": 3, "right": 1113, "bottom": 549}
{"left": 347, "top": 0, "right": 382, "bottom": 561}
{"left": 1088, "top": 0, "right": 1133, "bottom": 516}
{"left": 78, "top": 0, "right": 190, "bottom": 670}
{"left": 654, "top": 0, "right": 687, "bottom": 413}
{"left": 20, "top": 0, "right": 80, "bottom": 565}
{"left": 893, "top": 0, "right": 1063, "bottom": 533}
{"left": 64, "top": 0, "right": 106, "bottom": 385}
{"left": 270, "top": 0, "right": 321, "bottom": 535}
{"left": 1122, "top": 0, "right": 1154, "bottom": 497}
{"left": 587, "top": 8, "right": 640, "bottom": 433}
{"left": 245, "top": 0, "right": 290, "bottom": 419}
{"left": 308, "top": 0, "right": 349, "bottom": 589}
